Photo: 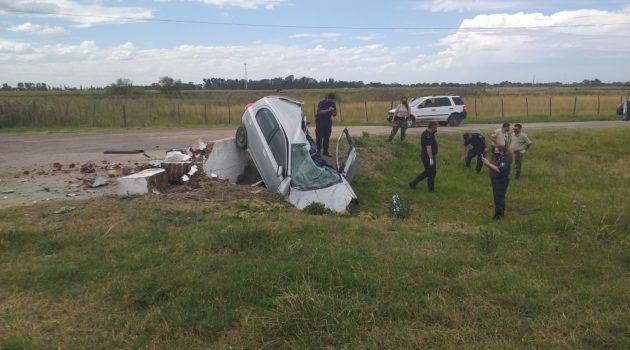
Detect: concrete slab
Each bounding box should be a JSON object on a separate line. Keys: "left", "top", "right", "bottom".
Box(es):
{"left": 203, "top": 137, "right": 248, "bottom": 183}
{"left": 117, "top": 168, "right": 167, "bottom": 196}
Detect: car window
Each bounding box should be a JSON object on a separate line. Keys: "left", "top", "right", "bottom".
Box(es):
{"left": 452, "top": 97, "right": 464, "bottom": 105}
{"left": 435, "top": 97, "right": 451, "bottom": 107}
{"left": 421, "top": 99, "right": 433, "bottom": 108}
{"left": 256, "top": 108, "right": 287, "bottom": 173}
{"left": 291, "top": 144, "right": 340, "bottom": 190}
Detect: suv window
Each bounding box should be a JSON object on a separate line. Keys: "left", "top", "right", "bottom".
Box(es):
{"left": 434, "top": 97, "right": 452, "bottom": 107}
{"left": 452, "top": 97, "right": 464, "bottom": 105}
{"left": 255, "top": 108, "right": 287, "bottom": 174}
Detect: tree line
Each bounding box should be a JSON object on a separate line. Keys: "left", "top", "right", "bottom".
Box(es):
{"left": 2, "top": 76, "right": 629, "bottom": 93}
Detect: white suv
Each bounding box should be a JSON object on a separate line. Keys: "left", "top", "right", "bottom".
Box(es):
{"left": 387, "top": 96, "right": 467, "bottom": 127}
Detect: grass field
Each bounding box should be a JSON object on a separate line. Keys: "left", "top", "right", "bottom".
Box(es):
{"left": 1, "top": 87, "right": 627, "bottom": 130}
{"left": 1, "top": 128, "right": 629, "bottom": 348}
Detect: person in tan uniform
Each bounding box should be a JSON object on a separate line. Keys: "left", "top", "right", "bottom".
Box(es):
{"left": 387, "top": 97, "right": 410, "bottom": 142}
{"left": 509, "top": 123, "right": 532, "bottom": 179}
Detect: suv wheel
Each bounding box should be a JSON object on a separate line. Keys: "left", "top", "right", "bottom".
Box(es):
{"left": 448, "top": 113, "right": 462, "bottom": 127}
{"left": 406, "top": 117, "right": 415, "bottom": 128}
{"left": 235, "top": 124, "right": 248, "bottom": 149}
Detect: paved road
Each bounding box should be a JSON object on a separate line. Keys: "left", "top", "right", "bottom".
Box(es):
{"left": 1, "top": 121, "right": 629, "bottom": 173}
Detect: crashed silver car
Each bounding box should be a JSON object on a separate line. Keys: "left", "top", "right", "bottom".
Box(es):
{"left": 235, "top": 96, "right": 358, "bottom": 212}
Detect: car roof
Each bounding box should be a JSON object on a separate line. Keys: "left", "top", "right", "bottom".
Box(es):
{"left": 253, "top": 96, "right": 308, "bottom": 144}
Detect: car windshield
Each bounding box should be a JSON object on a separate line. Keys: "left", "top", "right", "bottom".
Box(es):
{"left": 291, "top": 144, "right": 340, "bottom": 190}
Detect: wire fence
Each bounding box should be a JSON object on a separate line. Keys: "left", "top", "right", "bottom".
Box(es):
{"left": 0, "top": 94, "right": 626, "bottom": 129}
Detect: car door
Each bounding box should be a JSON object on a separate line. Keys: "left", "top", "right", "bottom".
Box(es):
{"left": 253, "top": 107, "right": 288, "bottom": 190}
{"left": 434, "top": 97, "right": 453, "bottom": 119}
{"left": 415, "top": 98, "right": 439, "bottom": 122}
{"left": 335, "top": 128, "right": 358, "bottom": 182}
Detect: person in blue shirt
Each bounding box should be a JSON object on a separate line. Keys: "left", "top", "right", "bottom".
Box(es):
{"left": 409, "top": 121, "right": 438, "bottom": 192}
{"left": 315, "top": 93, "right": 337, "bottom": 157}
{"left": 461, "top": 132, "right": 487, "bottom": 173}
{"left": 482, "top": 145, "right": 513, "bottom": 220}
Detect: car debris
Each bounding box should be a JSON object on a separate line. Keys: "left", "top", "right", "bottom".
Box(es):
{"left": 103, "top": 149, "right": 145, "bottom": 154}
{"left": 1, "top": 189, "right": 16, "bottom": 194}
{"left": 165, "top": 151, "right": 191, "bottom": 162}
{"left": 235, "top": 95, "right": 358, "bottom": 212}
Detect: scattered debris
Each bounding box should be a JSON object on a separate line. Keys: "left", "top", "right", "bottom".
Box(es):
{"left": 91, "top": 177, "right": 109, "bottom": 188}
{"left": 117, "top": 168, "right": 168, "bottom": 197}
{"left": 104, "top": 149, "right": 145, "bottom": 154}
{"left": 53, "top": 162, "right": 62, "bottom": 171}
{"left": 149, "top": 160, "right": 163, "bottom": 168}
{"left": 165, "top": 151, "right": 191, "bottom": 162}
{"left": 80, "top": 162, "right": 96, "bottom": 174}
{"left": 18, "top": 179, "right": 28, "bottom": 183}
{"left": 23, "top": 170, "right": 30, "bottom": 175}
{"left": 54, "top": 206, "right": 76, "bottom": 214}
{"left": 188, "top": 165, "right": 198, "bottom": 177}
{"left": 163, "top": 162, "right": 193, "bottom": 183}
{"left": 191, "top": 138, "right": 207, "bottom": 152}
{"left": 1, "top": 189, "right": 15, "bottom": 194}
{"left": 69, "top": 163, "right": 76, "bottom": 168}
{"left": 67, "top": 193, "right": 79, "bottom": 197}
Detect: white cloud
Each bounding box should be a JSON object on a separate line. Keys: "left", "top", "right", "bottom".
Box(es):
{"left": 196, "top": 0, "right": 287, "bottom": 10}
{"left": 1, "top": 8, "right": 630, "bottom": 86}
{"left": 0, "top": 0, "right": 153, "bottom": 27}
{"left": 407, "top": 8, "right": 630, "bottom": 82}
{"left": 290, "top": 33, "right": 342, "bottom": 39}
{"left": 8, "top": 22, "right": 69, "bottom": 36}
{"left": 416, "top": 0, "right": 524, "bottom": 13}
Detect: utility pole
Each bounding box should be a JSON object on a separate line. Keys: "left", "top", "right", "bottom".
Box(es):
{"left": 244, "top": 63, "right": 248, "bottom": 89}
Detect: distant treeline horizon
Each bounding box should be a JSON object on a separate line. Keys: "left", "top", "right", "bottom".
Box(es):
{"left": 2, "top": 76, "right": 629, "bottom": 92}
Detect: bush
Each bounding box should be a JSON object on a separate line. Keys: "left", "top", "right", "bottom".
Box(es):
{"left": 303, "top": 202, "right": 334, "bottom": 216}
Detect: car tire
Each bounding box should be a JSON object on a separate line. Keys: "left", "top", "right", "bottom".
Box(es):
{"left": 448, "top": 113, "right": 462, "bottom": 127}
{"left": 235, "top": 123, "right": 248, "bottom": 149}
{"left": 406, "top": 117, "right": 415, "bottom": 128}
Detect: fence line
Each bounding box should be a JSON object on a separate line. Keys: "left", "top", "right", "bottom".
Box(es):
{"left": 0, "top": 94, "right": 625, "bottom": 128}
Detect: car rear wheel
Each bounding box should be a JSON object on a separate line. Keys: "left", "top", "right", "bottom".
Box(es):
{"left": 406, "top": 117, "right": 415, "bottom": 128}
{"left": 235, "top": 123, "right": 248, "bottom": 149}
{"left": 448, "top": 113, "right": 462, "bottom": 127}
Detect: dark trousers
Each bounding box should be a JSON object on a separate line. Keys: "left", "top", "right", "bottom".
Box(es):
{"left": 411, "top": 157, "right": 436, "bottom": 192}
{"left": 315, "top": 120, "right": 332, "bottom": 154}
{"left": 514, "top": 151, "right": 524, "bottom": 178}
{"left": 491, "top": 177, "right": 509, "bottom": 218}
{"left": 388, "top": 118, "right": 407, "bottom": 141}
{"left": 466, "top": 148, "right": 485, "bottom": 173}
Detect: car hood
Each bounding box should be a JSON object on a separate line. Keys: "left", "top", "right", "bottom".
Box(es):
{"left": 288, "top": 177, "right": 357, "bottom": 212}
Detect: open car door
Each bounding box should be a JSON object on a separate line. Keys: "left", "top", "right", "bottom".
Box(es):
{"left": 335, "top": 128, "right": 358, "bottom": 182}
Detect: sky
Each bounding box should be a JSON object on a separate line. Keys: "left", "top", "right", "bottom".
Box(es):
{"left": 1, "top": 0, "right": 630, "bottom": 87}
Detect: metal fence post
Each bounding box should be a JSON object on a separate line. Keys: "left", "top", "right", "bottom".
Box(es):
{"left": 364, "top": 100, "right": 368, "bottom": 122}
{"left": 474, "top": 98, "right": 477, "bottom": 118}
{"left": 227, "top": 97, "right": 231, "bottom": 125}
{"left": 597, "top": 96, "right": 600, "bottom": 115}
{"left": 549, "top": 97, "right": 552, "bottom": 116}
{"left": 525, "top": 97, "right": 529, "bottom": 117}
{"left": 501, "top": 98, "right": 504, "bottom": 118}
{"left": 573, "top": 96, "right": 577, "bottom": 116}
{"left": 122, "top": 103, "right": 127, "bottom": 127}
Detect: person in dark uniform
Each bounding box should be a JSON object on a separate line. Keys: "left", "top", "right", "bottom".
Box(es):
{"left": 461, "top": 132, "right": 487, "bottom": 173}
{"left": 409, "top": 121, "right": 438, "bottom": 192}
{"left": 315, "top": 93, "right": 337, "bottom": 156}
{"left": 482, "top": 145, "right": 513, "bottom": 220}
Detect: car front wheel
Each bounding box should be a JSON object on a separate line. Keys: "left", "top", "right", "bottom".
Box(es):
{"left": 406, "top": 117, "right": 415, "bottom": 128}
{"left": 448, "top": 113, "right": 462, "bottom": 126}
{"left": 235, "top": 123, "right": 248, "bottom": 149}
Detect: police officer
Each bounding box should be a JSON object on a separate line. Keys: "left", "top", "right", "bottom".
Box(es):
{"left": 461, "top": 132, "right": 487, "bottom": 173}
{"left": 482, "top": 145, "right": 513, "bottom": 220}
{"left": 315, "top": 93, "right": 337, "bottom": 157}
{"left": 409, "top": 121, "right": 438, "bottom": 192}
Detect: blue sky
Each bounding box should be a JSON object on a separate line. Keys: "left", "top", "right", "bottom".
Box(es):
{"left": 1, "top": 0, "right": 630, "bottom": 86}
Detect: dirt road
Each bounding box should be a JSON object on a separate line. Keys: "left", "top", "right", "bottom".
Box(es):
{"left": 1, "top": 121, "right": 628, "bottom": 208}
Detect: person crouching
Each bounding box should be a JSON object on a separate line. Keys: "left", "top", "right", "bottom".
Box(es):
{"left": 482, "top": 145, "right": 513, "bottom": 220}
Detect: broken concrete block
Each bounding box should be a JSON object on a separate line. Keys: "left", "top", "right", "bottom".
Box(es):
{"left": 165, "top": 151, "right": 191, "bottom": 162}
{"left": 91, "top": 177, "right": 109, "bottom": 188}
{"left": 117, "top": 168, "right": 167, "bottom": 197}
{"left": 162, "top": 162, "right": 192, "bottom": 183}
{"left": 191, "top": 139, "right": 207, "bottom": 152}
{"left": 203, "top": 137, "right": 248, "bottom": 183}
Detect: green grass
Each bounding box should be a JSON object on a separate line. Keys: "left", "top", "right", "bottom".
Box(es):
{"left": 1, "top": 128, "right": 629, "bottom": 348}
